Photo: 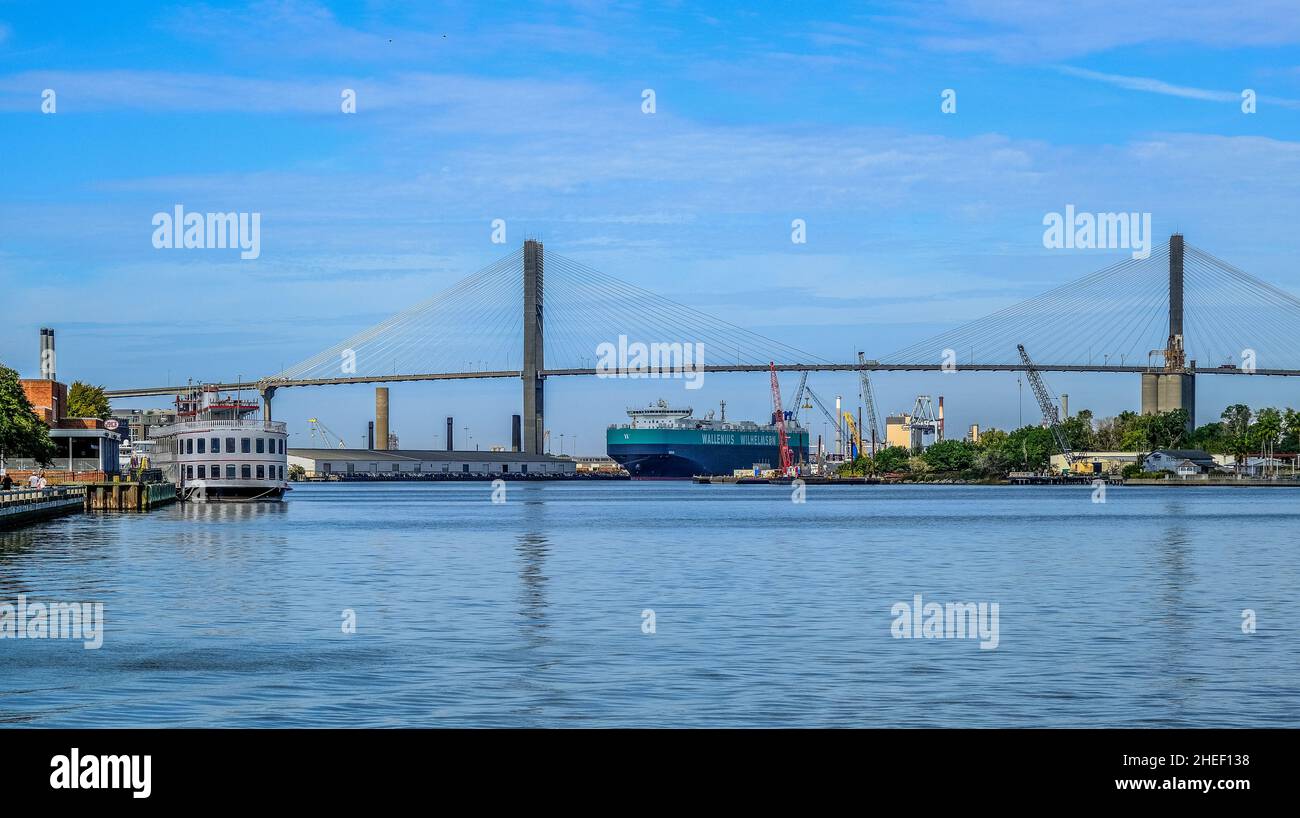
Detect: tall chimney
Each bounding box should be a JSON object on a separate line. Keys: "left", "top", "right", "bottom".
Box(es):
{"left": 367, "top": 421, "right": 374, "bottom": 449}
{"left": 938, "top": 396, "right": 945, "bottom": 441}
{"left": 39, "top": 327, "right": 56, "bottom": 380}
{"left": 511, "top": 414, "right": 522, "bottom": 452}
{"left": 375, "top": 387, "right": 390, "bottom": 451}
{"left": 446, "top": 417, "right": 454, "bottom": 452}
{"left": 1061, "top": 393, "right": 1069, "bottom": 419}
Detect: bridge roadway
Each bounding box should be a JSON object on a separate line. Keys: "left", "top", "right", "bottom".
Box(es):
{"left": 103, "top": 363, "right": 1300, "bottom": 398}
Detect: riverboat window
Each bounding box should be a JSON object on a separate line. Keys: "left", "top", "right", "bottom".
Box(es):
{"left": 256, "top": 465, "right": 265, "bottom": 479}
{"left": 414, "top": 464, "right": 421, "bottom": 473}
{"left": 211, "top": 437, "right": 220, "bottom": 453}
{"left": 212, "top": 463, "right": 220, "bottom": 477}
{"left": 186, "top": 438, "right": 193, "bottom": 454}
{"left": 462, "top": 464, "right": 469, "bottom": 473}
{"left": 278, "top": 466, "right": 284, "bottom": 479}
{"left": 198, "top": 465, "right": 206, "bottom": 479}
{"left": 241, "top": 464, "right": 251, "bottom": 479}
{"left": 521, "top": 465, "right": 528, "bottom": 474}
{"left": 225, "top": 465, "right": 236, "bottom": 480}
{"left": 256, "top": 438, "right": 264, "bottom": 454}
{"left": 186, "top": 466, "right": 193, "bottom": 479}
{"left": 502, "top": 465, "right": 508, "bottom": 473}
{"left": 197, "top": 438, "right": 205, "bottom": 454}
{"left": 392, "top": 463, "right": 400, "bottom": 472}
{"left": 241, "top": 438, "right": 251, "bottom": 453}
{"left": 226, "top": 437, "right": 235, "bottom": 453}
{"left": 279, "top": 439, "right": 285, "bottom": 454}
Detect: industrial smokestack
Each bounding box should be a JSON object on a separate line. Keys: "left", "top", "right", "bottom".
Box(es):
{"left": 938, "top": 396, "right": 945, "bottom": 441}
{"left": 1061, "top": 393, "right": 1068, "bottom": 419}
{"left": 512, "top": 414, "right": 522, "bottom": 452}
{"left": 446, "top": 417, "right": 454, "bottom": 452}
{"left": 375, "top": 387, "right": 390, "bottom": 451}
{"left": 39, "top": 327, "right": 56, "bottom": 380}
{"left": 367, "top": 421, "right": 374, "bottom": 449}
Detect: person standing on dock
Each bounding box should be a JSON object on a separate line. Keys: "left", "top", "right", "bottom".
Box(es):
{"left": 0, "top": 472, "right": 12, "bottom": 491}
{"left": 28, "top": 472, "right": 40, "bottom": 489}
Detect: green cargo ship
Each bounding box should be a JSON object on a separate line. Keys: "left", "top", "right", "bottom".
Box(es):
{"left": 606, "top": 400, "right": 809, "bottom": 478}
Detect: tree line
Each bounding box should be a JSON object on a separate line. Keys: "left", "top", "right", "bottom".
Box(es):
{"left": 837, "top": 404, "right": 1294, "bottom": 477}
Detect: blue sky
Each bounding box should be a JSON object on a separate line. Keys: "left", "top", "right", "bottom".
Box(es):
{"left": 3, "top": 1, "right": 1300, "bottom": 451}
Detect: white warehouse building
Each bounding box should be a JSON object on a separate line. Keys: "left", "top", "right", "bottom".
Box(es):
{"left": 288, "top": 448, "right": 577, "bottom": 478}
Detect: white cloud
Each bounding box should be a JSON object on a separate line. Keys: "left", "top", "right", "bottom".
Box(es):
{"left": 1056, "top": 65, "right": 1300, "bottom": 109}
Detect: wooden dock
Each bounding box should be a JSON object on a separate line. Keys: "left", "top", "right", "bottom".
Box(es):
{"left": 0, "top": 486, "right": 88, "bottom": 529}
{"left": 84, "top": 482, "right": 177, "bottom": 511}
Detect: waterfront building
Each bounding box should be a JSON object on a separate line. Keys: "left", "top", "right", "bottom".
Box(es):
{"left": 1048, "top": 451, "right": 1141, "bottom": 475}
{"left": 6, "top": 377, "right": 121, "bottom": 483}
{"left": 1143, "top": 449, "right": 1218, "bottom": 475}
{"left": 885, "top": 414, "right": 912, "bottom": 449}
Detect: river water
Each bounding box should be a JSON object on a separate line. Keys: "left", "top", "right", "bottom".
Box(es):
{"left": 1, "top": 482, "right": 1295, "bottom": 727}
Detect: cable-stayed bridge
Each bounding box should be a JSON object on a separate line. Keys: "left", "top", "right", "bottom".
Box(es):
{"left": 105, "top": 235, "right": 1300, "bottom": 451}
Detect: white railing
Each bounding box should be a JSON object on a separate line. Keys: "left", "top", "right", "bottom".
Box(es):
{"left": 153, "top": 419, "right": 287, "bottom": 435}
{"left": 0, "top": 485, "right": 87, "bottom": 514}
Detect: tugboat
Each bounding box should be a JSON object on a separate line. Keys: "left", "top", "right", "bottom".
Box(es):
{"left": 150, "top": 385, "right": 289, "bottom": 501}
{"left": 606, "top": 399, "right": 809, "bottom": 478}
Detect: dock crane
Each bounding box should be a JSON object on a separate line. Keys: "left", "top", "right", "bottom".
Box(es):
{"left": 768, "top": 361, "right": 795, "bottom": 475}
{"left": 1016, "top": 345, "right": 1077, "bottom": 470}
{"left": 842, "top": 411, "right": 863, "bottom": 460}
{"left": 802, "top": 385, "right": 844, "bottom": 453}
{"left": 307, "top": 418, "right": 347, "bottom": 449}
{"left": 857, "top": 352, "right": 882, "bottom": 456}
{"left": 790, "top": 372, "right": 810, "bottom": 422}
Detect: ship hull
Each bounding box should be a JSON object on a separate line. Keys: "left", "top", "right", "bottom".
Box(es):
{"left": 607, "top": 428, "right": 809, "bottom": 478}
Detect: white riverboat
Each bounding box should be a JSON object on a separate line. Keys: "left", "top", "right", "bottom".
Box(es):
{"left": 150, "top": 385, "right": 289, "bottom": 501}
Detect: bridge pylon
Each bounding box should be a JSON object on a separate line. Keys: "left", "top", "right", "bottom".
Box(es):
{"left": 522, "top": 239, "right": 545, "bottom": 454}
{"left": 1141, "top": 234, "right": 1195, "bottom": 431}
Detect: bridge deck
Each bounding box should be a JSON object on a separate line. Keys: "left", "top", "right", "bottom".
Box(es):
{"left": 103, "top": 363, "right": 1300, "bottom": 398}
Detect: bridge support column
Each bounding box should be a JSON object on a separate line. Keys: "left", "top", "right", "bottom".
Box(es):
{"left": 522, "top": 239, "right": 545, "bottom": 455}
{"left": 261, "top": 386, "right": 276, "bottom": 422}
{"left": 1141, "top": 234, "right": 1194, "bottom": 432}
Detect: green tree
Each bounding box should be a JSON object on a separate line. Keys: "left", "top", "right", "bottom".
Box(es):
{"left": 0, "top": 364, "right": 56, "bottom": 466}
{"left": 974, "top": 428, "right": 1008, "bottom": 452}
{"left": 1253, "top": 407, "right": 1282, "bottom": 452}
{"left": 1220, "top": 404, "right": 1253, "bottom": 466}
{"left": 1189, "top": 422, "right": 1229, "bottom": 454}
{"left": 998, "top": 426, "right": 1056, "bottom": 471}
{"left": 67, "top": 381, "right": 111, "bottom": 419}
{"left": 872, "top": 445, "right": 911, "bottom": 473}
{"left": 1059, "top": 409, "right": 1095, "bottom": 450}
{"left": 1148, "top": 409, "right": 1189, "bottom": 450}
{"left": 922, "top": 439, "right": 977, "bottom": 472}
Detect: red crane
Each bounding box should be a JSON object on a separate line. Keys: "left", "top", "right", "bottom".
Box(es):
{"left": 769, "top": 361, "right": 795, "bottom": 475}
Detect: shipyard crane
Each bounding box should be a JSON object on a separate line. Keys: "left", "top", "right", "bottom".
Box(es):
{"left": 307, "top": 417, "right": 347, "bottom": 449}
{"left": 768, "top": 361, "right": 795, "bottom": 475}
{"left": 842, "top": 411, "right": 863, "bottom": 460}
{"left": 790, "top": 372, "right": 810, "bottom": 422}
{"left": 802, "top": 386, "right": 844, "bottom": 454}
{"left": 857, "top": 352, "right": 882, "bottom": 455}
{"left": 1016, "top": 345, "right": 1077, "bottom": 469}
